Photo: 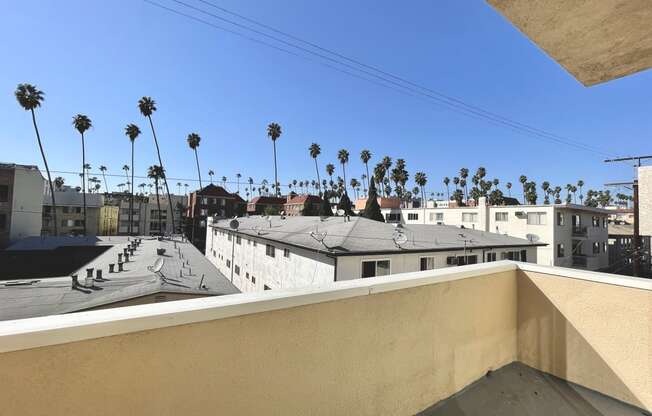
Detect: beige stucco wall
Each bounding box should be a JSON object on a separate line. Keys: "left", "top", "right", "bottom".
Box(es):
{"left": 639, "top": 166, "right": 652, "bottom": 237}
{"left": 518, "top": 270, "right": 651, "bottom": 410}
{"left": 0, "top": 271, "right": 517, "bottom": 416}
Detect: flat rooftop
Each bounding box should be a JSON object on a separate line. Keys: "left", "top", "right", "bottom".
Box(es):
{"left": 487, "top": 0, "right": 652, "bottom": 86}
{"left": 420, "top": 362, "right": 647, "bottom": 416}
{"left": 0, "top": 236, "right": 239, "bottom": 320}
{"left": 211, "top": 215, "right": 543, "bottom": 256}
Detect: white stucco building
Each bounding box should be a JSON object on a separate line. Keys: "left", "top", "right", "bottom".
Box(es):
{"left": 0, "top": 163, "right": 45, "bottom": 247}
{"left": 380, "top": 197, "right": 610, "bottom": 271}
{"left": 639, "top": 165, "right": 652, "bottom": 237}
{"left": 206, "top": 215, "right": 541, "bottom": 292}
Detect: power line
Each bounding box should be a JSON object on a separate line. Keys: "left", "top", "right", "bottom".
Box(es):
{"left": 147, "top": 0, "right": 630, "bottom": 163}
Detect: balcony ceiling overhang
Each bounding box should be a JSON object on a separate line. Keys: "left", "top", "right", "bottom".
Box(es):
{"left": 486, "top": 0, "right": 652, "bottom": 86}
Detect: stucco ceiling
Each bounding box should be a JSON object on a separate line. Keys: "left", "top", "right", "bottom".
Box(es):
{"left": 487, "top": 0, "right": 652, "bottom": 86}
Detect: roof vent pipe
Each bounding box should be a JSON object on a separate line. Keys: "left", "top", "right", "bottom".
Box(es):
{"left": 71, "top": 274, "right": 78, "bottom": 288}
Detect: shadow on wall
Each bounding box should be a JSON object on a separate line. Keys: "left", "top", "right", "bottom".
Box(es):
{"left": 0, "top": 246, "right": 111, "bottom": 280}
{"left": 517, "top": 271, "right": 650, "bottom": 410}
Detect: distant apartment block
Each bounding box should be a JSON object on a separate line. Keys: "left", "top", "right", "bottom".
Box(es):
{"left": 380, "top": 197, "right": 610, "bottom": 271}
{"left": 42, "top": 187, "right": 103, "bottom": 236}
{"left": 98, "top": 205, "right": 119, "bottom": 235}
{"left": 0, "top": 163, "right": 44, "bottom": 247}
{"left": 639, "top": 165, "right": 652, "bottom": 237}
{"left": 283, "top": 194, "right": 322, "bottom": 215}
{"left": 115, "top": 194, "right": 186, "bottom": 236}
{"left": 187, "top": 184, "right": 245, "bottom": 247}
{"left": 246, "top": 196, "right": 286, "bottom": 215}
{"left": 206, "top": 215, "right": 541, "bottom": 293}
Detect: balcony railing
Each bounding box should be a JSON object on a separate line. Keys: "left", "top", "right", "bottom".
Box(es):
{"left": 572, "top": 254, "right": 588, "bottom": 267}
{"left": 0, "top": 262, "right": 649, "bottom": 414}
{"left": 572, "top": 225, "right": 588, "bottom": 236}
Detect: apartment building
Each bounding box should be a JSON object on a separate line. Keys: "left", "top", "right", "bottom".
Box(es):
{"left": 206, "top": 215, "right": 541, "bottom": 293}
{"left": 187, "top": 184, "right": 245, "bottom": 247}
{"left": 639, "top": 165, "right": 652, "bottom": 236}
{"left": 98, "top": 205, "right": 119, "bottom": 235}
{"left": 246, "top": 196, "right": 286, "bottom": 215}
{"left": 42, "top": 187, "right": 103, "bottom": 236}
{"left": 116, "top": 194, "right": 186, "bottom": 236}
{"left": 381, "top": 197, "right": 609, "bottom": 271}
{"left": 0, "top": 163, "right": 44, "bottom": 247}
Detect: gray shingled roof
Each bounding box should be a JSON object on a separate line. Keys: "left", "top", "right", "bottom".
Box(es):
{"left": 0, "top": 236, "right": 239, "bottom": 321}
{"left": 212, "top": 216, "right": 543, "bottom": 256}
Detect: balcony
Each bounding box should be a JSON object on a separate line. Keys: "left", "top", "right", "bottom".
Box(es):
{"left": 572, "top": 225, "right": 588, "bottom": 237}
{"left": 572, "top": 254, "right": 588, "bottom": 267}
{"left": 0, "top": 262, "right": 649, "bottom": 415}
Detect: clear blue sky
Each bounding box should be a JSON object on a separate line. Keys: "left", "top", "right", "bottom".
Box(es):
{"left": 1, "top": 0, "right": 649, "bottom": 199}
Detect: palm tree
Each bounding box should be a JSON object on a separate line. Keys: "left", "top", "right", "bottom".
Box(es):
{"left": 124, "top": 123, "right": 140, "bottom": 235}
{"left": 267, "top": 122, "right": 282, "bottom": 197}
{"left": 443, "top": 177, "right": 450, "bottom": 200}
{"left": 184, "top": 183, "right": 189, "bottom": 195}
{"left": 208, "top": 169, "right": 214, "bottom": 184}
{"left": 541, "top": 181, "right": 551, "bottom": 204}
{"left": 73, "top": 114, "right": 92, "bottom": 235}
{"left": 16, "top": 84, "right": 58, "bottom": 235}
{"left": 221, "top": 176, "right": 227, "bottom": 188}
{"left": 54, "top": 176, "right": 65, "bottom": 190}
{"left": 236, "top": 173, "right": 242, "bottom": 194}
{"left": 248, "top": 177, "right": 254, "bottom": 199}
{"left": 459, "top": 168, "right": 469, "bottom": 200}
{"left": 147, "top": 165, "right": 165, "bottom": 235}
{"left": 415, "top": 171, "right": 427, "bottom": 218}
{"left": 337, "top": 149, "right": 350, "bottom": 194}
{"left": 122, "top": 165, "right": 130, "bottom": 191}
{"left": 519, "top": 175, "right": 528, "bottom": 204}
{"left": 577, "top": 180, "right": 585, "bottom": 204}
{"left": 177, "top": 182, "right": 182, "bottom": 195}
{"left": 99, "top": 165, "right": 108, "bottom": 192}
{"left": 139, "top": 96, "right": 175, "bottom": 233}
{"left": 360, "top": 149, "right": 372, "bottom": 190}
{"left": 350, "top": 178, "right": 360, "bottom": 199}
{"left": 506, "top": 182, "right": 512, "bottom": 197}
{"left": 309, "top": 143, "right": 322, "bottom": 195}
{"left": 139, "top": 183, "right": 147, "bottom": 195}
{"left": 187, "top": 133, "right": 203, "bottom": 243}
{"left": 326, "top": 163, "right": 335, "bottom": 187}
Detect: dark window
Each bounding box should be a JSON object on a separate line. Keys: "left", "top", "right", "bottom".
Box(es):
{"left": 235, "top": 265, "right": 240, "bottom": 275}
{"left": 592, "top": 216, "right": 600, "bottom": 227}
{"left": 361, "top": 260, "right": 390, "bottom": 278}
{"left": 246, "top": 272, "right": 249, "bottom": 279}
{"left": 0, "top": 213, "right": 6, "bottom": 230}
{"left": 226, "top": 259, "right": 231, "bottom": 268}
{"left": 593, "top": 242, "right": 600, "bottom": 254}
{"left": 556, "top": 212, "right": 564, "bottom": 226}
{"left": 557, "top": 244, "right": 565, "bottom": 258}
{"left": 283, "top": 248, "right": 290, "bottom": 258}
{"left": 420, "top": 257, "right": 434, "bottom": 271}
{"left": 227, "top": 233, "right": 232, "bottom": 241}
{"left": 486, "top": 252, "right": 497, "bottom": 262}
{"left": 236, "top": 235, "right": 241, "bottom": 245}
{"left": 62, "top": 207, "right": 70, "bottom": 214}
{"left": 251, "top": 276, "right": 256, "bottom": 284}
{"left": 0, "top": 185, "right": 8, "bottom": 202}
{"left": 264, "top": 285, "right": 271, "bottom": 290}
{"left": 520, "top": 250, "right": 527, "bottom": 263}
{"left": 266, "top": 244, "right": 275, "bottom": 257}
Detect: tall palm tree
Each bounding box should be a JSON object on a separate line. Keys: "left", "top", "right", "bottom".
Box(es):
{"left": 443, "top": 177, "right": 450, "bottom": 201}
{"left": 415, "top": 171, "right": 427, "bottom": 208}
{"left": 16, "top": 84, "right": 58, "bottom": 235}
{"left": 519, "top": 175, "right": 528, "bottom": 204}
{"left": 99, "top": 165, "right": 108, "bottom": 192}
{"left": 208, "top": 169, "right": 214, "bottom": 184}
{"left": 147, "top": 165, "right": 165, "bottom": 235}
{"left": 184, "top": 183, "right": 189, "bottom": 196}
{"left": 187, "top": 133, "right": 203, "bottom": 243}
{"left": 236, "top": 173, "right": 242, "bottom": 194}
{"left": 337, "top": 149, "right": 350, "bottom": 194}
{"left": 360, "top": 149, "right": 372, "bottom": 190}
{"left": 122, "top": 165, "right": 130, "bottom": 191}
{"left": 124, "top": 123, "right": 141, "bottom": 235}
{"left": 221, "top": 176, "right": 227, "bottom": 188}
{"left": 309, "top": 143, "right": 322, "bottom": 195}
{"left": 73, "top": 114, "right": 92, "bottom": 235}
{"left": 577, "top": 180, "right": 585, "bottom": 204}
{"left": 267, "top": 122, "right": 282, "bottom": 197}
{"left": 506, "top": 182, "right": 512, "bottom": 197}
{"left": 139, "top": 96, "right": 175, "bottom": 233}
{"left": 177, "top": 182, "right": 182, "bottom": 195}
{"left": 248, "top": 177, "right": 254, "bottom": 199}
{"left": 325, "top": 163, "right": 335, "bottom": 187}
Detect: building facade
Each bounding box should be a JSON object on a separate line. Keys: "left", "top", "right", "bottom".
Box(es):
{"left": 0, "top": 163, "right": 44, "bottom": 247}
{"left": 246, "top": 196, "right": 286, "bottom": 215}
{"left": 380, "top": 198, "right": 610, "bottom": 271}
{"left": 98, "top": 205, "right": 119, "bottom": 235}
{"left": 284, "top": 194, "right": 322, "bottom": 215}
{"left": 42, "top": 188, "right": 103, "bottom": 236}
{"left": 116, "top": 194, "right": 186, "bottom": 236}
{"left": 206, "top": 216, "right": 540, "bottom": 293}
{"left": 639, "top": 165, "right": 652, "bottom": 237}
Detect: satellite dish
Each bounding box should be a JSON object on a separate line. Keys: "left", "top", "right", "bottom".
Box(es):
{"left": 393, "top": 232, "right": 408, "bottom": 247}
{"left": 310, "top": 230, "right": 328, "bottom": 243}
{"left": 336, "top": 209, "right": 345, "bottom": 216}
{"left": 229, "top": 219, "right": 239, "bottom": 230}
{"left": 526, "top": 233, "right": 540, "bottom": 243}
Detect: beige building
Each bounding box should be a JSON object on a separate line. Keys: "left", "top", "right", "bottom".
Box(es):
{"left": 42, "top": 188, "right": 103, "bottom": 236}
{"left": 117, "top": 194, "right": 186, "bottom": 236}
{"left": 98, "top": 205, "right": 119, "bottom": 235}
{"left": 639, "top": 166, "right": 652, "bottom": 237}
{"left": 0, "top": 163, "right": 44, "bottom": 247}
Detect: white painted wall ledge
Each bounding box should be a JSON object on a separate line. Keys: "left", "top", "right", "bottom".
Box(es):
{"left": 0, "top": 261, "right": 649, "bottom": 354}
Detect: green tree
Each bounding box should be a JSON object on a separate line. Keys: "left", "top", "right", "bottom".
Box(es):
{"left": 267, "top": 122, "right": 282, "bottom": 196}
{"left": 361, "top": 180, "right": 383, "bottom": 222}
{"left": 73, "top": 114, "right": 92, "bottom": 235}
{"left": 54, "top": 176, "right": 65, "bottom": 190}
{"left": 124, "top": 123, "right": 141, "bottom": 235}
{"left": 541, "top": 181, "right": 550, "bottom": 204}
{"left": 139, "top": 96, "right": 175, "bottom": 233}
{"left": 309, "top": 143, "right": 322, "bottom": 195}
{"left": 337, "top": 149, "right": 350, "bottom": 194}
{"left": 443, "top": 176, "right": 450, "bottom": 200}
{"left": 16, "top": 84, "right": 58, "bottom": 235}
{"left": 414, "top": 171, "right": 427, "bottom": 209}
{"left": 577, "top": 180, "right": 585, "bottom": 204}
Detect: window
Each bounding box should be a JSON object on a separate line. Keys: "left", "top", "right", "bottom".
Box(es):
{"left": 446, "top": 255, "right": 477, "bottom": 266}
{"left": 557, "top": 212, "right": 564, "bottom": 226}
{"left": 495, "top": 212, "right": 508, "bottom": 222}
{"left": 602, "top": 242, "right": 607, "bottom": 253}
{"left": 557, "top": 243, "right": 565, "bottom": 258}
{"left": 500, "top": 251, "right": 521, "bottom": 261}
{"left": 283, "top": 248, "right": 290, "bottom": 258}
{"left": 520, "top": 250, "right": 527, "bottom": 263}
{"left": 266, "top": 244, "right": 275, "bottom": 257}
{"left": 246, "top": 272, "right": 249, "bottom": 279}
{"left": 234, "top": 265, "right": 240, "bottom": 275}
{"left": 227, "top": 233, "right": 232, "bottom": 241}
{"left": 200, "top": 209, "right": 208, "bottom": 216}
{"left": 602, "top": 218, "right": 607, "bottom": 228}
{"left": 62, "top": 207, "right": 70, "bottom": 214}
{"left": 251, "top": 276, "right": 256, "bottom": 284}
{"left": 385, "top": 213, "right": 401, "bottom": 222}
{"left": 264, "top": 285, "right": 271, "bottom": 291}
{"left": 486, "top": 252, "right": 497, "bottom": 262}
{"left": 236, "top": 235, "right": 242, "bottom": 245}
{"left": 253, "top": 241, "right": 257, "bottom": 247}
{"left": 462, "top": 213, "right": 478, "bottom": 222}
{"left": 407, "top": 213, "right": 419, "bottom": 221}
{"left": 226, "top": 259, "right": 231, "bottom": 268}
{"left": 430, "top": 212, "right": 444, "bottom": 222}
{"left": 0, "top": 213, "right": 6, "bottom": 230}
{"left": 201, "top": 197, "right": 208, "bottom": 204}
{"left": 361, "top": 260, "right": 391, "bottom": 278}
{"left": 592, "top": 216, "right": 600, "bottom": 227}
{"left": 0, "top": 185, "right": 8, "bottom": 202}
{"left": 592, "top": 242, "right": 600, "bottom": 254}
{"left": 526, "top": 212, "right": 546, "bottom": 225}
{"left": 420, "top": 257, "right": 435, "bottom": 271}
{"left": 213, "top": 229, "right": 218, "bottom": 236}
{"left": 74, "top": 207, "right": 82, "bottom": 214}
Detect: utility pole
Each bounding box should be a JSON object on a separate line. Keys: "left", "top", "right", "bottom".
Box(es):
{"left": 604, "top": 155, "right": 652, "bottom": 277}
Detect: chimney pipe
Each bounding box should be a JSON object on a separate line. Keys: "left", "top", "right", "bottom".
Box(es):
{"left": 71, "top": 274, "right": 78, "bottom": 288}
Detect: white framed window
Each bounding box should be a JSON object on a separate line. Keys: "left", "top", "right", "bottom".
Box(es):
{"left": 420, "top": 256, "right": 435, "bottom": 271}
{"left": 236, "top": 235, "right": 242, "bottom": 245}
{"left": 495, "top": 212, "right": 508, "bottom": 222}
{"left": 407, "top": 213, "right": 419, "bottom": 221}
{"left": 462, "top": 212, "right": 478, "bottom": 222}
{"left": 557, "top": 212, "right": 564, "bottom": 226}
{"left": 526, "top": 212, "right": 546, "bottom": 225}
{"left": 361, "top": 259, "right": 391, "bottom": 278}
{"left": 283, "top": 248, "right": 290, "bottom": 258}
{"left": 234, "top": 265, "right": 240, "bottom": 275}
{"left": 266, "top": 244, "right": 275, "bottom": 257}
{"left": 486, "top": 252, "right": 497, "bottom": 262}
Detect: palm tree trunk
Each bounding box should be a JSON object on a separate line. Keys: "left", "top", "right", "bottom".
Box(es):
{"left": 80, "top": 133, "right": 87, "bottom": 235}
{"left": 147, "top": 115, "right": 175, "bottom": 234}
{"left": 192, "top": 148, "right": 203, "bottom": 245}
{"left": 155, "top": 179, "right": 162, "bottom": 234}
{"left": 32, "top": 110, "right": 58, "bottom": 235}
{"left": 342, "top": 164, "right": 347, "bottom": 195}
{"left": 130, "top": 140, "right": 135, "bottom": 236}
{"left": 102, "top": 172, "right": 108, "bottom": 193}
{"left": 314, "top": 158, "right": 321, "bottom": 196}
{"left": 364, "top": 162, "right": 370, "bottom": 192}
{"left": 272, "top": 140, "right": 279, "bottom": 197}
